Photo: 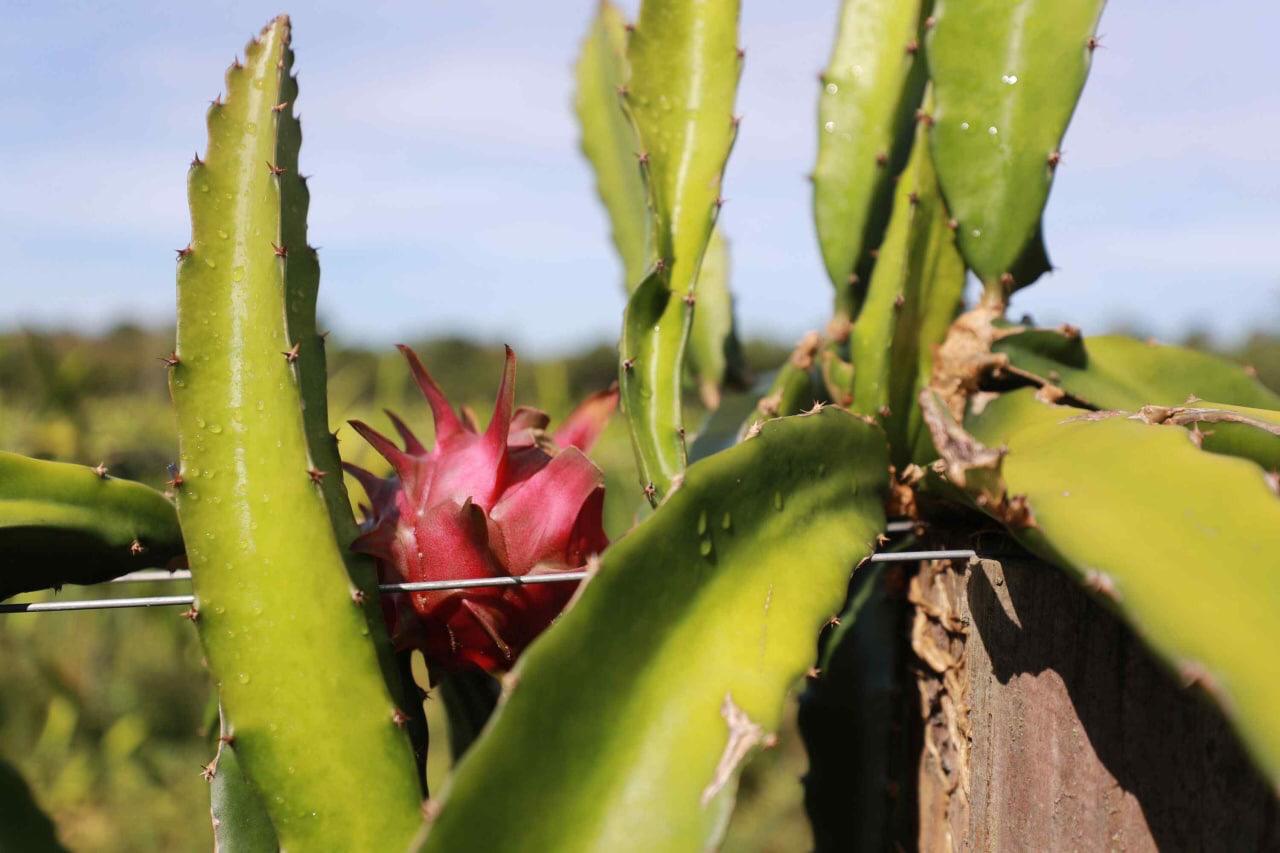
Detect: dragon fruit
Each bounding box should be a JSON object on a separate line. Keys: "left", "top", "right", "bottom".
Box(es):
{"left": 344, "top": 345, "right": 617, "bottom": 674}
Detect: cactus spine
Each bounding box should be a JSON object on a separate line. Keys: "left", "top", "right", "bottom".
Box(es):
{"left": 170, "top": 17, "right": 421, "bottom": 848}
{"left": 617, "top": 0, "right": 742, "bottom": 503}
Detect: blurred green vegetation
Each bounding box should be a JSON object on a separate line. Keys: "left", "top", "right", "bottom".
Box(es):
{"left": 1, "top": 322, "right": 1275, "bottom": 850}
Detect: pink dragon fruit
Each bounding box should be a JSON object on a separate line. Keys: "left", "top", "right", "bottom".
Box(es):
{"left": 343, "top": 345, "right": 616, "bottom": 674}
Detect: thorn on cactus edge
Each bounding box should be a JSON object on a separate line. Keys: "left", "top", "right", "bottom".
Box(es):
{"left": 231, "top": 55, "right": 242, "bottom": 70}
{"left": 642, "top": 482, "right": 657, "bottom": 501}
{"left": 190, "top": 151, "right": 204, "bottom": 168}
{"left": 924, "top": 15, "right": 936, "bottom": 29}
{"left": 283, "top": 342, "right": 301, "bottom": 363}
{"left": 1087, "top": 34, "right": 1104, "bottom": 52}
{"left": 683, "top": 292, "right": 696, "bottom": 307}
{"left": 167, "top": 468, "right": 184, "bottom": 489}
{"left": 806, "top": 667, "right": 821, "bottom": 680}
{"left": 1047, "top": 150, "right": 1063, "bottom": 169}
{"left": 350, "top": 588, "right": 366, "bottom": 605}
{"left": 868, "top": 248, "right": 880, "bottom": 260}
{"left": 893, "top": 294, "right": 906, "bottom": 310}
{"left": 307, "top": 467, "right": 327, "bottom": 484}
{"left": 635, "top": 151, "right": 650, "bottom": 165}
{"left": 92, "top": 462, "right": 109, "bottom": 479}
{"left": 848, "top": 272, "right": 860, "bottom": 286}
{"left": 210, "top": 94, "right": 223, "bottom": 108}
{"left": 129, "top": 539, "right": 145, "bottom": 556}
{"left": 907, "top": 191, "right": 920, "bottom": 206}
{"left": 736, "top": 47, "right": 745, "bottom": 60}
{"left": 875, "top": 151, "right": 888, "bottom": 167}
{"left": 272, "top": 242, "right": 288, "bottom": 258}
{"left": 827, "top": 615, "right": 841, "bottom": 627}
{"left": 615, "top": 84, "right": 629, "bottom": 97}
{"left": 1000, "top": 272, "right": 1016, "bottom": 290}
{"left": 732, "top": 115, "right": 742, "bottom": 129}
{"left": 181, "top": 606, "right": 200, "bottom": 622}
{"left": 175, "top": 245, "right": 193, "bottom": 260}
{"left": 947, "top": 218, "right": 959, "bottom": 231}
{"left": 391, "top": 708, "right": 410, "bottom": 728}
{"left": 878, "top": 405, "right": 892, "bottom": 419}
{"left": 905, "top": 39, "right": 919, "bottom": 55}
{"left": 266, "top": 161, "right": 286, "bottom": 176}
{"left": 654, "top": 257, "right": 667, "bottom": 273}
{"left": 159, "top": 351, "right": 180, "bottom": 368}
{"left": 272, "top": 100, "right": 289, "bottom": 112}
{"left": 622, "top": 357, "right": 636, "bottom": 371}
{"left": 914, "top": 109, "right": 934, "bottom": 127}
{"left": 200, "top": 760, "right": 217, "bottom": 782}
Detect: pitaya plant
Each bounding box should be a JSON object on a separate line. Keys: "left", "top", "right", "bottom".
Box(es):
{"left": 2, "top": 1, "right": 1278, "bottom": 851}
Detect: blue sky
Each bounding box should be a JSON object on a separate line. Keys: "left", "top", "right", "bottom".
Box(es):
{"left": 2, "top": 1, "right": 1277, "bottom": 354}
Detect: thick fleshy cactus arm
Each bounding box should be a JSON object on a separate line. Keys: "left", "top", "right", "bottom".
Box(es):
{"left": 0, "top": 759, "right": 67, "bottom": 852}
{"left": 814, "top": 0, "right": 929, "bottom": 320}
{"left": 0, "top": 453, "right": 182, "bottom": 600}
{"left": 576, "top": 3, "right": 747, "bottom": 412}
{"left": 618, "top": 0, "right": 741, "bottom": 502}
{"left": 417, "top": 408, "right": 888, "bottom": 852}
{"left": 209, "top": 709, "right": 278, "bottom": 852}
{"left": 927, "top": 0, "right": 1106, "bottom": 300}
{"left": 849, "top": 95, "right": 965, "bottom": 463}
{"left": 926, "top": 389, "right": 1280, "bottom": 788}
{"left": 171, "top": 17, "right": 422, "bottom": 848}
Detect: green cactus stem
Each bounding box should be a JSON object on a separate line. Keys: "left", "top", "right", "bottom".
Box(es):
{"left": 618, "top": 0, "right": 742, "bottom": 503}
{"left": 170, "top": 17, "right": 421, "bottom": 848}
{"left": 927, "top": 0, "right": 1106, "bottom": 300}
{"left": 813, "top": 0, "right": 929, "bottom": 320}
{"left": 576, "top": 2, "right": 747, "bottom": 410}
{"left": 0, "top": 453, "right": 183, "bottom": 601}
{"left": 417, "top": 408, "right": 888, "bottom": 852}
{"left": 208, "top": 708, "right": 278, "bottom": 852}
{"left": 925, "top": 388, "right": 1280, "bottom": 788}
{"left": 848, "top": 93, "right": 966, "bottom": 465}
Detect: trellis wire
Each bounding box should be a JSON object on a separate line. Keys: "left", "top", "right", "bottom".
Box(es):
{"left": 0, "top": 520, "right": 967, "bottom": 615}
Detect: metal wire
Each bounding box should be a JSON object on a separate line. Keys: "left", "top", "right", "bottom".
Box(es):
{"left": 1, "top": 522, "right": 968, "bottom": 615}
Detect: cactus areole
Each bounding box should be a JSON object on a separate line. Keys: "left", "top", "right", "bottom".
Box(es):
{"left": 346, "top": 345, "right": 616, "bottom": 674}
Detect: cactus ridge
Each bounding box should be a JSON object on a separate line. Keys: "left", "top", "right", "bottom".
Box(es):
{"left": 813, "top": 0, "right": 931, "bottom": 319}
{"left": 0, "top": 453, "right": 183, "bottom": 600}
{"left": 417, "top": 407, "right": 888, "bottom": 852}
{"left": 171, "top": 17, "right": 422, "bottom": 848}
{"left": 617, "top": 0, "right": 743, "bottom": 503}
{"left": 926, "top": 0, "right": 1106, "bottom": 299}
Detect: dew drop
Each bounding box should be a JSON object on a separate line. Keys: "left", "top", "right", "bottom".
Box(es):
{"left": 209, "top": 424, "right": 223, "bottom": 434}
{"left": 245, "top": 121, "right": 258, "bottom": 135}
{"left": 697, "top": 510, "right": 708, "bottom": 536}
{"left": 988, "top": 126, "right": 998, "bottom": 135}
{"left": 699, "top": 539, "right": 713, "bottom": 557}
{"left": 960, "top": 122, "right": 970, "bottom": 131}
{"left": 195, "top": 416, "right": 206, "bottom": 428}
{"left": 232, "top": 265, "right": 245, "bottom": 282}
{"left": 721, "top": 512, "right": 732, "bottom": 531}
{"left": 217, "top": 229, "right": 229, "bottom": 239}
{"left": 824, "top": 82, "right": 838, "bottom": 95}
{"left": 200, "top": 183, "right": 210, "bottom": 193}
{"left": 1001, "top": 74, "right": 1018, "bottom": 85}
{"left": 204, "top": 257, "right": 217, "bottom": 269}
{"left": 823, "top": 121, "right": 836, "bottom": 133}
{"left": 971, "top": 228, "right": 983, "bottom": 238}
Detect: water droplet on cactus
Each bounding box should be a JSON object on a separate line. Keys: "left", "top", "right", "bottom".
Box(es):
{"left": 823, "top": 121, "right": 836, "bottom": 133}
{"left": 824, "top": 82, "right": 838, "bottom": 95}
{"left": 773, "top": 491, "right": 784, "bottom": 510}
{"left": 699, "top": 539, "right": 713, "bottom": 557}
{"left": 231, "top": 266, "right": 245, "bottom": 282}
{"left": 204, "top": 257, "right": 216, "bottom": 269}
{"left": 208, "top": 423, "right": 223, "bottom": 434}
{"left": 245, "top": 121, "right": 258, "bottom": 135}
{"left": 217, "top": 229, "right": 228, "bottom": 239}
{"left": 237, "top": 672, "right": 250, "bottom": 684}
{"left": 971, "top": 228, "right": 983, "bottom": 238}
{"left": 697, "top": 510, "right": 708, "bottom": 535}
{"left": 988, "top": 126, "right": 998, "bottom": 135}
{"left": 721, "top": 512, "right": 732, "bottom": 531}
{"left": 960, "top": 122, "right": 970, "bottom": 131}
{"left": 200, "top": 183, "right": 210, "bottom": 193}
{"left": 1001, "top": 74, "right": 1018, "bottom": 85}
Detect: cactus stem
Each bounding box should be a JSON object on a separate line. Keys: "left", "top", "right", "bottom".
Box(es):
{"left": 175, "top": 245, "right": 193, "bottom": 260}
{"left": 283, "top": 342, "right": 301, "bottom": 363}
{"left": 266, "top": 161, "right": 286, "bottom": 176}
